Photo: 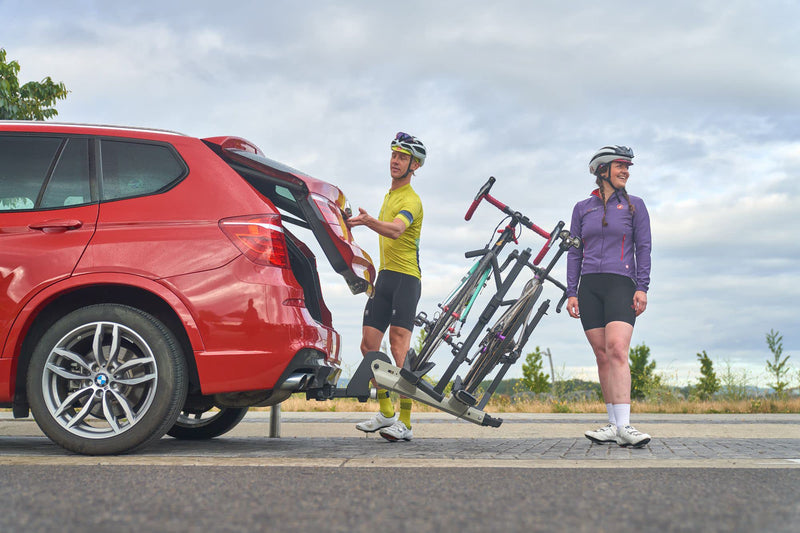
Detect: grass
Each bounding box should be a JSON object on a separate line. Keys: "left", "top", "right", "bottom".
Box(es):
{"left": 274, "top": 394, "right": 800, "bottom": 414}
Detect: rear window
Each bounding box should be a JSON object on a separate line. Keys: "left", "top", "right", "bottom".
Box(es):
{"left": 100, "top": 139, "right": 187, "bottom": 201}
{"left": 0, "top": 135, "right": 91, "bottom": 211}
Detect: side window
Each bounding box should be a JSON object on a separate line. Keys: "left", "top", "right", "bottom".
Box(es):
{"left": 41, "top": 138, "right": 92, "bottom": 208}
{"left": 0, "top": 136, "right": 62, "bottom": 211}
{"left": 100, "top": 140, "right": 186, "bottom": 201}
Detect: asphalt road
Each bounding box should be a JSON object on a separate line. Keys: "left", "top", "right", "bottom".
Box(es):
{"left": 1, "top": 412, "right": 799, "bottom": 532}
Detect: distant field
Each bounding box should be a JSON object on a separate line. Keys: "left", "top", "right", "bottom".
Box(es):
{"left": 276, "top": 394, "right": 800, "bottom": 414}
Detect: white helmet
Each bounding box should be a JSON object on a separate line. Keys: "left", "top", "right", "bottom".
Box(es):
{"left": 391, "top": 132, "right": 426, "bottom": 166}
{"left": 589, "top": 145, "right": 634, "bottom": 175}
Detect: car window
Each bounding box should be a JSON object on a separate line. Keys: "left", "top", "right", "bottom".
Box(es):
{"left": 0, "top": 135, "right": 62, "bottom": 211}
{"left": 40, "top": 138, "right": 92, "bottom": 208}
{"left": 100, "top": 139, "right": 187, "bottom": 201}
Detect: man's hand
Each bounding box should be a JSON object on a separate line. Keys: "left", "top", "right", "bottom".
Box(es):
{"left": 346, "top": 207, "right": 371, "bottom": 228}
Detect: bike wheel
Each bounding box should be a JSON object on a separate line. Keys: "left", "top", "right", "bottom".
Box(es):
{"left": 413, "top": 263, "right": 489, "bottom": 370}
{"left": 462, "top": 279, "right": 542, "bottom": 392}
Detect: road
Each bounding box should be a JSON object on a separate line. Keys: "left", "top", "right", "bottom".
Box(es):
{"left": 1, "top": 412, "right": 798, "bottom": 532}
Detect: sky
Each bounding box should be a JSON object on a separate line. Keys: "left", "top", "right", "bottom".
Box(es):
{"left": 3, "top": 0, "right": 799, "bottom": 387}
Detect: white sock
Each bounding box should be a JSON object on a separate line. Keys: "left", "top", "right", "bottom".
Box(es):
{"left": 613, "top": 404, "right": 630, "bottom": 429}
{"left": 606, "top": 403, "right": 616, "bottom": 426}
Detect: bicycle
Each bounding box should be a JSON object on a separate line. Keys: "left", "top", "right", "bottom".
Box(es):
{"left": 454, "top": 225, "right": 579, "bottom": 408}
{"left": 402, "top": 177, "right": 578, "bottom": 403}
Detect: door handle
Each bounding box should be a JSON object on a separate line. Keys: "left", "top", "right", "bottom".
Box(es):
{"left": 28, "top": 219, "right": 84, "bottom": 233}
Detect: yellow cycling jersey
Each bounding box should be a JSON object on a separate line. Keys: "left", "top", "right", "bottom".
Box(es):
{"left": 378, "top": 183, "right": 423, "bottom": 279}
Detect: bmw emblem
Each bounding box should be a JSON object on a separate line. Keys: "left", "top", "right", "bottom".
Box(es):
{"left": 95, "top": 374, "right": 109, "bottom": 387}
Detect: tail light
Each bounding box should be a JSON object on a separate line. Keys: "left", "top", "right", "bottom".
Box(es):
{"left": 220, "top": 214, "right": 290, "bottom": 268}
{"left": 311, "top": 193, "right": 352, "bottom": 242}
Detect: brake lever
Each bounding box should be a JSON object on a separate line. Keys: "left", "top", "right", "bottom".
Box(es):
{"left": 556, "top": 292, "right": 568, "bottom": 313}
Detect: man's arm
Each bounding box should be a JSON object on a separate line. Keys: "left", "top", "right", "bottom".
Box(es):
{"left": 347, "top": 208, "right": 407, "bottom": 239}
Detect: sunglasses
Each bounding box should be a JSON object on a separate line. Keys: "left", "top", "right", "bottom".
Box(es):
{"left": 395, "top": 132, "right": 414, "bottom": 142}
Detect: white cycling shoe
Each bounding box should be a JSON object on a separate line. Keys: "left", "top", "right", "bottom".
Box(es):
{"left": 379, "top": 420, "right": 413, "bottom": 442}
{"left": 584, "top": 423, "right": 618, "bottom": 444}
{"left": 616, "top": 425, "right": 651, "bottom": 448}
{"left": 356, "top": 412, "right": 397, "bottom": 433}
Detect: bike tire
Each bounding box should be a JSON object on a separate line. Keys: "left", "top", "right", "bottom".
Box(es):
{"left": 462, "top": 279, "right": 543, "bottom": 392}
{"left": 413, "top": 262, "right": 489, "bottom": 371}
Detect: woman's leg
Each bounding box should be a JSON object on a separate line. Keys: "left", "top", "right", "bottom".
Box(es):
{"left": 584, "top": 327, "right": 611, "bottom": 402}
{"left": 603, "top": 320, "right": 634, "bottom": 404}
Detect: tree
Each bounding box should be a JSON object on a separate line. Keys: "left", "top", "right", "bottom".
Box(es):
{"left": 765, "top": 329, "right": 791, "bottom": 397}
{"left": 521, "top": 346, "right": 551, "bottom": 393}
{"left": 413, "top": 328, "right": 427, "bottom": 355}
{"left": 1, "top": 48, "right": 68, "bottom": 120}
{"left": 629, "top": 342, "right": 660, "bottom": 400}
{"left": 694, "top": 350, "right": 720, "bottom": 400}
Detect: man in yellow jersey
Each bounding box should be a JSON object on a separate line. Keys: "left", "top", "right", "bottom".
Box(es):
{"left": 346, "top": 132, "right": 426, "bottom": 442}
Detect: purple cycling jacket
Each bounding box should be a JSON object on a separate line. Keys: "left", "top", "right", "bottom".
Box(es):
{"left": 566, "top": 188, "right": 651, "bottom": 297}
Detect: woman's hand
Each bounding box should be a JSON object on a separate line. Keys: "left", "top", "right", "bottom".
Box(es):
{"left": 566, "top": 296, "right": 580, "bottom": 319}
{"left": 633, "top": 290, "right": 647, "bottom": 316}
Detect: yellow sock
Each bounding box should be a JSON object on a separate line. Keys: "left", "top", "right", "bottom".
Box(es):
{"left": 399, "top": 398, "right": 412, "bottom": 428}
{"left": 377, "top": 389, "right": 394, "bottom": 418}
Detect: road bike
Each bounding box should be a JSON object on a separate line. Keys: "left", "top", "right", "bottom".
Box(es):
{"left": 401, "top": 177, "right": 580, "bottom": 405}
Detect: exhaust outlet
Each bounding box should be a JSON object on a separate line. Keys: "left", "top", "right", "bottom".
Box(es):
{"left": 279, "top": 372, "right": 313, "bottom": 392}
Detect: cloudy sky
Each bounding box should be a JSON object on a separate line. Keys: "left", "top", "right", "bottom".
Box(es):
{"left": 5, "top": 0, "right": 798, "bottom": 387}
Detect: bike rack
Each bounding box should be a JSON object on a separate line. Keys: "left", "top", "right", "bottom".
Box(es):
{"left": 306, "top": 351, "right": 503, "bottom": 427}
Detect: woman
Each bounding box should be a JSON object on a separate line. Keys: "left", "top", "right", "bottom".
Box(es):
{"left": 565, "top": 145, "right": 652, "bottom": 448}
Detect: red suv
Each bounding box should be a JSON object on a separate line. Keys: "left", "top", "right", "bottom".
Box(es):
{"left": 0, "top": 121, "right": 375, "bottom": 455}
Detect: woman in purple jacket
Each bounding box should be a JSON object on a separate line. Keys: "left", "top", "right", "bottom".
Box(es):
{"left": 566, "top": 145, "right": 652, "bottom": 448}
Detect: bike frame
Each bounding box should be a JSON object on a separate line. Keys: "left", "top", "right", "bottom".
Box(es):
{"left": 410, "top": 177, "right": 566, "bottom": 396}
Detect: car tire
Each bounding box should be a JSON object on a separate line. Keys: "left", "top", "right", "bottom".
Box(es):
{"left": 27, "top": 304, "right": 188, "bottom": 455}
{"left": 167, "top": 406, "right": 249, "bottom": 440}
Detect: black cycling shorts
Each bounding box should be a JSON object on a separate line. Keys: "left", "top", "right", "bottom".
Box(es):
{"left": 363, "top": 270, "right": 421, "bottom": 332}
{"left": 577, "top": 273, "right": 636, "bottom": 331}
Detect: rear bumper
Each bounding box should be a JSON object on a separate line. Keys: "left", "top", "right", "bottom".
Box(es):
{"left": 163, "top": 255, "right": 342, "bottom": 395}
{"left": 193, "top": 328, "right": 340, "bottom": 395}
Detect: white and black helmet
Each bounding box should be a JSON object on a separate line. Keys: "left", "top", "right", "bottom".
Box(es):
{"left": 589, "top": 145, "right": 634, "bottom": 175}
{"left": 391, "top": 132, "right": 426, "bottom": 166}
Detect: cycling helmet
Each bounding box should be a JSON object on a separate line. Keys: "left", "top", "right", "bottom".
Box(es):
{"left": 589, "top": 145, "right": 634, "bottom": 175}
{"left": 391, "top": 132, "right": 426, "bottom": 166}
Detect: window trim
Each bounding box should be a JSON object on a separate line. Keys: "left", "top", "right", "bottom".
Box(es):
{"left": 96, "top": 136, "right": 189, "bottom": 203}
{"left": 0, "top": 132, "right": 97, "bottom": 212}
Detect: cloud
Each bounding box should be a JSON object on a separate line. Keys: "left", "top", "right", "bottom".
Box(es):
{"left": 4, "top": 0, "right": 799, "bottom": 385}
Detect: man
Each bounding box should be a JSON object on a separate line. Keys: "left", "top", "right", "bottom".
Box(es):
{"left": 346, "top": 132, "right": 426, "bottom": 442}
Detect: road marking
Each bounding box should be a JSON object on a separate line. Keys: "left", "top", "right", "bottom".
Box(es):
{"left": 1, "top": 456, "right": 799, "bottom": 469}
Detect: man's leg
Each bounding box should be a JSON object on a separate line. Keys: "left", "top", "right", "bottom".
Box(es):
{"left": 388, "top": 325, "right": 412, "bottom": 367}
{"left": 360, "top": 325, "right": 384, "bottom": 356}
{"left": 388, "top": 325, "right": 414, "bottom": 429}
{"left": 359, "top": 325, "right": 395, "bottom": 417}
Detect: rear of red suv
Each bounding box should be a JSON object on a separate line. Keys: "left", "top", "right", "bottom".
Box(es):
{"left": 0, "top": 121, "right": 374, "bottom": 454}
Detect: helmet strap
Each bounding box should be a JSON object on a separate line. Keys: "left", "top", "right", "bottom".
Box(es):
{"left": 599, "top": 165, "right": 620, "bottom": 192}
{"left": 396, "top": 158, "right": 415, "bottom": 181}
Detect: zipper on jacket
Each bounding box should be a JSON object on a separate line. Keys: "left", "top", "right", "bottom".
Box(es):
{"left": 620, "top": 234, "right": 626, "bottom": 261}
